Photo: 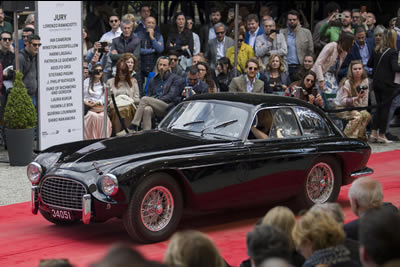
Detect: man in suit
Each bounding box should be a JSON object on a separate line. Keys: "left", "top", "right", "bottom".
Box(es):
{"left": 205, "top": 22, "right": 234, "bottom": 70}
{"left": 229, "top": 58, "right": 264, "bottom": 93}
{"left": 199, "top": 7, "right": 225, "bottom": 54}
{"left": 244, "top": 14, "right": 264, "bottom": 51}
{"left": 338, "top": 26, "right": 374, "bottom": 80}
{"left": 344, "top": 177, "right": 385, "bottom": 241}
{"left": 280, "top": 10, "right": 313, "bottom": 81}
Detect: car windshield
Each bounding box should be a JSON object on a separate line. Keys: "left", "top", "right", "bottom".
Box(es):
{"left": 159, "top": 100, "right": 250, "bottom": 140}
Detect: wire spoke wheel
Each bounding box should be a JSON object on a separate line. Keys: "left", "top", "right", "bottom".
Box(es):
{"left": 140, "top": 186, "right": 174, "bottom": 232}
{"left": 306, "top": 162, "right": 335, "bottom": 204}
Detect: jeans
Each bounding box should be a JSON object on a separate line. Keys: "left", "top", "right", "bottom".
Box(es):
{"left": 386, "top": 93, "right": 400, "bottom": 133}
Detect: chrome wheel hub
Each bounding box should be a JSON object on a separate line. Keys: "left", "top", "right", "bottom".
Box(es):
{"left": 141, "top": 186, "right": 174, "bottom": 231}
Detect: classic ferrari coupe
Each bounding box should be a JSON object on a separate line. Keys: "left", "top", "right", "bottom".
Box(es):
{"left": 27, "top": 93, "right": 373, "bottom": 243}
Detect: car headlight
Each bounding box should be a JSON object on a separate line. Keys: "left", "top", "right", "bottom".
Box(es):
{"left": 27, "top": 162, "right": 43, "bottom": 184}
{"left": 100, "top": 174, "right": 118, "bottom": 196}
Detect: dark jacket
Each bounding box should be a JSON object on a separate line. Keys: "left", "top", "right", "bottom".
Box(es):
{"left": 0, "top": 50, "right": 15, "bottom": 93}
{"left": 137, "top": 30, "right": 164, "bottom": 73}
{"left": 147, "top": 71, "right": 181, "bottom": 104}
{"left": 110, "top": 33, "right": 141, "bottom": 66}
{"left": 172, "top": 77, "right": 208, "bottom": 105}
{"left": 367, "top": 48, "right": 400, "bottom": 90}
{"left": 339, "top": 38, "right": 375, "bottom": 80}
{"left": 166, "top": 28, "right": 194, "bottom": 57}
{"left": 261, "top": 71, "right": 291, "bottom": 94}
{"left": 18, "top": 49, "right": 38, "bottom": 96}
{"left": 199, "top": 23, "right": 230, "bottom": 53}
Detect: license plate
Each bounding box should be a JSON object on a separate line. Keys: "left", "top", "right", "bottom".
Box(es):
{"left": 50, "top": 208, "right": 74, "bottom": 220}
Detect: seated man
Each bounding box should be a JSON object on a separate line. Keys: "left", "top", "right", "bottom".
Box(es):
{"left": 251, "top": 109, "right": 273, "bottom": 139}
{"left": 119, "top": 56, "right": 180, "bottom": 134}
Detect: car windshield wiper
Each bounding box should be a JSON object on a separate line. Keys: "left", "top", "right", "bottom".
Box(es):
{"left": 200, "top": 119, "right": 238, "bottom": 136}
{"left": 183, "top": 120, "right": 205, "bottom": 127}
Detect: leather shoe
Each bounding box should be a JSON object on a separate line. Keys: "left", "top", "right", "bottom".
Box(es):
{"left": 377, "top": 136, "right": 393, "bottom": 144}
{"left": 386, "top": 132, "right": 399, "bottom": 141}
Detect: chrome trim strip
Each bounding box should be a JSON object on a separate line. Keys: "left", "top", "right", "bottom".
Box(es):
{"left": 350, "top": 167, "right": 374, "bottom": 178}
{"left": 82, "top": 194, "right": 91, "bottom": 224}
{"left": 31, "top": 186, "right": 39, "bottom": 214}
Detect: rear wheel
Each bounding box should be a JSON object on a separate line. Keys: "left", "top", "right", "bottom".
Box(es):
{"left": 297, "top": 156, "right": 342, "bottom": 208}
{"left": 123, "top": 173, "right": 183, "bottom": 243}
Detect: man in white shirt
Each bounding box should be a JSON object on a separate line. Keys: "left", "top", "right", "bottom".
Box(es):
{"left": 244, "top": 14, "right": 264, "bottom": 50}
{"left": 99, "top": 15, "right": 122, "bottom": 43}
{"left": 205, "top": 23, "right": 234, "bottom": 70}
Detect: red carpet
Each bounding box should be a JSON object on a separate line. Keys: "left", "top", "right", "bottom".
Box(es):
{"left": 1, "top": 150, "right": 400, "bottom": 267}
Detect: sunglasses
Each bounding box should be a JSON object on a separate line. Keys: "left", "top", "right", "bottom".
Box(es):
{"left": 189, "top": 78, "right": 198, "bottom": 81}
{"left": 248, "top": 67, "right": 258, "bottom": 71}
{"left": 2, "top": 37, "right": 12, "bottom": 41}
{"left": 305, "top": 78, "right": 314, "bottom": 82}
{"left": 110, "top": 19, "right": 119, "bottom": 23}
{"left": 170, "top": 58, "right": 178, "bottom": 62}
{"left": 31, "top": 43, "right": 41, "bottom": 47}
{"left": 216, "top": 31, "right": 225, "bottom": 35}
{"left": 238, "top": 39, "right": 244, "bottom": 42}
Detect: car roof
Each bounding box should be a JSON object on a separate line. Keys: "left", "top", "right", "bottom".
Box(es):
{"left": 189, "top": 92, "right": 313, "bottom": 108}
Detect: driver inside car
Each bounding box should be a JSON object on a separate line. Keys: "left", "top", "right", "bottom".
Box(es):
{"left": 251, "top": 109, "right": 274, "bottom": 139}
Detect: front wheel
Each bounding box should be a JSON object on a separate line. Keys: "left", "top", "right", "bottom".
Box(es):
{"left": 123, "top": 173, "right": 183, "bottom": 243}
{"left": 297, "top": 156, "right": 342, "bottom": 208}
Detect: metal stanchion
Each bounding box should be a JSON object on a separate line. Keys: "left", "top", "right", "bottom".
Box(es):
{"left": 102, "top": 85, "right": 109, "bottom": 138}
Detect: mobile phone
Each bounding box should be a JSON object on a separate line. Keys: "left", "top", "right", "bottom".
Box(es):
{"left": 184, "top": 86, "right": 193, "bottom": 98}
{"left": 312, "top": 87, "right": 319, "bottom": 96}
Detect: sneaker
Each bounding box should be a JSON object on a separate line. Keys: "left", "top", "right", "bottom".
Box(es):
{"left": 116, "top": 129, "right": 135, "bottom": 136}
{"left": 386, "top": 132, "right": 400, "bottom": 141}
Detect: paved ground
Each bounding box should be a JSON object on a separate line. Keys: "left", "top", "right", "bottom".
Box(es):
{"left": 1, "top": 127, "right": 400, "bottom": 206}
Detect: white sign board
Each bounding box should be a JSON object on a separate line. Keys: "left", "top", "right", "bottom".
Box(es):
{"left": 37, "top": 1, "right": 83, "bottom": 150}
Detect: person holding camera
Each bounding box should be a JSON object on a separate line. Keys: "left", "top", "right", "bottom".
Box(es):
{"left": 262, "top": 54, "right": 290, "bottom": 95}
{"left": 320, "top": 10, "right": 354, "bottom": 43}
{"left": 335, "top": 60, "right": 371, "bottom": 140}
{"left": 286, "top": 70, "right": 323, "bottom": 108}
{"left": 83, "top": 64, "right": 112, "bottom": 140}
{"left": 255, "top": 18, "right": 287, "bottom": 67}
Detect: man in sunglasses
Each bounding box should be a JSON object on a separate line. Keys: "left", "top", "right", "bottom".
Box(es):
{"left": 18, "top": 34, "right": 41, "bottom": 108}
{"left": 168, "top": 51, "right": 184, "bottom": 76}
{"left": 99, "top": 15, "right": 121, "bottom": 43}
{"left": 255, "top": 18, "right": 287, "bottom": 67}
{"left": 205, "top": 22, "right": 234, "bottom": 70}
{"left": 0, "top": 31, "right": 15, "bottom": 121}
{"left": 229, "top": 58, "right": 264, "bottom": 93}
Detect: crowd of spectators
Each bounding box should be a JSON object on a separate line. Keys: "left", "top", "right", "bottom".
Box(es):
{"left": 1, "top": 2, "right": 400, "bottom": 142}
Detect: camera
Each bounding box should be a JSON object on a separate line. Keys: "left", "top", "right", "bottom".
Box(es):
{"left": 335, "top": 13, "right": 343, "bottom": 20}
{"left": 357, "top": 85, "right": 368, "bottom": 94}
{"left": 269, "top": 29, "right": 279, "bottom": 34}
{"left": 98, "top": 41, "right": 108, "bottom": 53}
{"left": 89, "top": 69, "right": 102, "bottom": 75}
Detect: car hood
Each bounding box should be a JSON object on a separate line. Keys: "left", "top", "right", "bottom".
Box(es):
{"left": 45, "top": 129, "right": 229, "bottom": 173}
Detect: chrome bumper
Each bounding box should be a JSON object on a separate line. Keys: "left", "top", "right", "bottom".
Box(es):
{"left": 31, "top": 185, "right": 39, "bottom": 214}
{"left": 82, "top": 194, "right": 91, "bottom": 224}
{"left": 350, "top": 167, "right": 374, "bottom": 178}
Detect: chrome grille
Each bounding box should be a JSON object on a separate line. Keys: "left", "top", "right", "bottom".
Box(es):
{"left": 40, "top": 176, "right": 87, "bottom": 211}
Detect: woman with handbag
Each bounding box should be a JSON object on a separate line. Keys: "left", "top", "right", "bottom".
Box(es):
{"left": 334, "top": 60, "right": 371, "bottom": 140}
{"left": 83, "top": 65, "right": 112, "bottom": 140}
{"left": 107, "top": 57, "right": 140, "bottom": 135}
{"left": 367, "top": 29, "right": 400, "bottom": 143}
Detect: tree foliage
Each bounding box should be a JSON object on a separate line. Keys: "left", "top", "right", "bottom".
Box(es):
{"left": 4, "top": 71, "right": 37, "bottom": 129}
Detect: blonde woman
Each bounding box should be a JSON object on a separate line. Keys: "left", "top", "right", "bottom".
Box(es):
{"left": 335, "top": 60, "right": 371, "bottom": 140}
{"left": 164, "top": 230, "right": 227, "bottom": 267}
{"left": 263, "top": 54, "right": 290, "bottom": 95}
{"left": 292, "top": 209, "right": 357, "bottom": 267}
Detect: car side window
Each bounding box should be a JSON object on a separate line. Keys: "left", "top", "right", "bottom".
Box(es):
{"left": 294, "top": 106, "right": 330, "bottom": 137}
{"left": 248, "top": 108, "right": 301, "bottom": 140}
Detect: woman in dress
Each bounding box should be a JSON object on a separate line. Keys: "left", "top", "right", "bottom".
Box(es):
{"left": 107, "top": 57, "right": 140, "bottom": 135}
{"left": 83, "top": 65, "right": 112, "bottom": 139}
{"left": 335, "top": 60, "right": 371, "bottom": 140}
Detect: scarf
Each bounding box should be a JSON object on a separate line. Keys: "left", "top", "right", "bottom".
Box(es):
{"left": 303, "top": 244, "right": 352, "bottom": 267}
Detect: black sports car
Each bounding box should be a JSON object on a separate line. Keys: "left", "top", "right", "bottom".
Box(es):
{"left": 27, "top": 93, "right": 373, "bottom": 243}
